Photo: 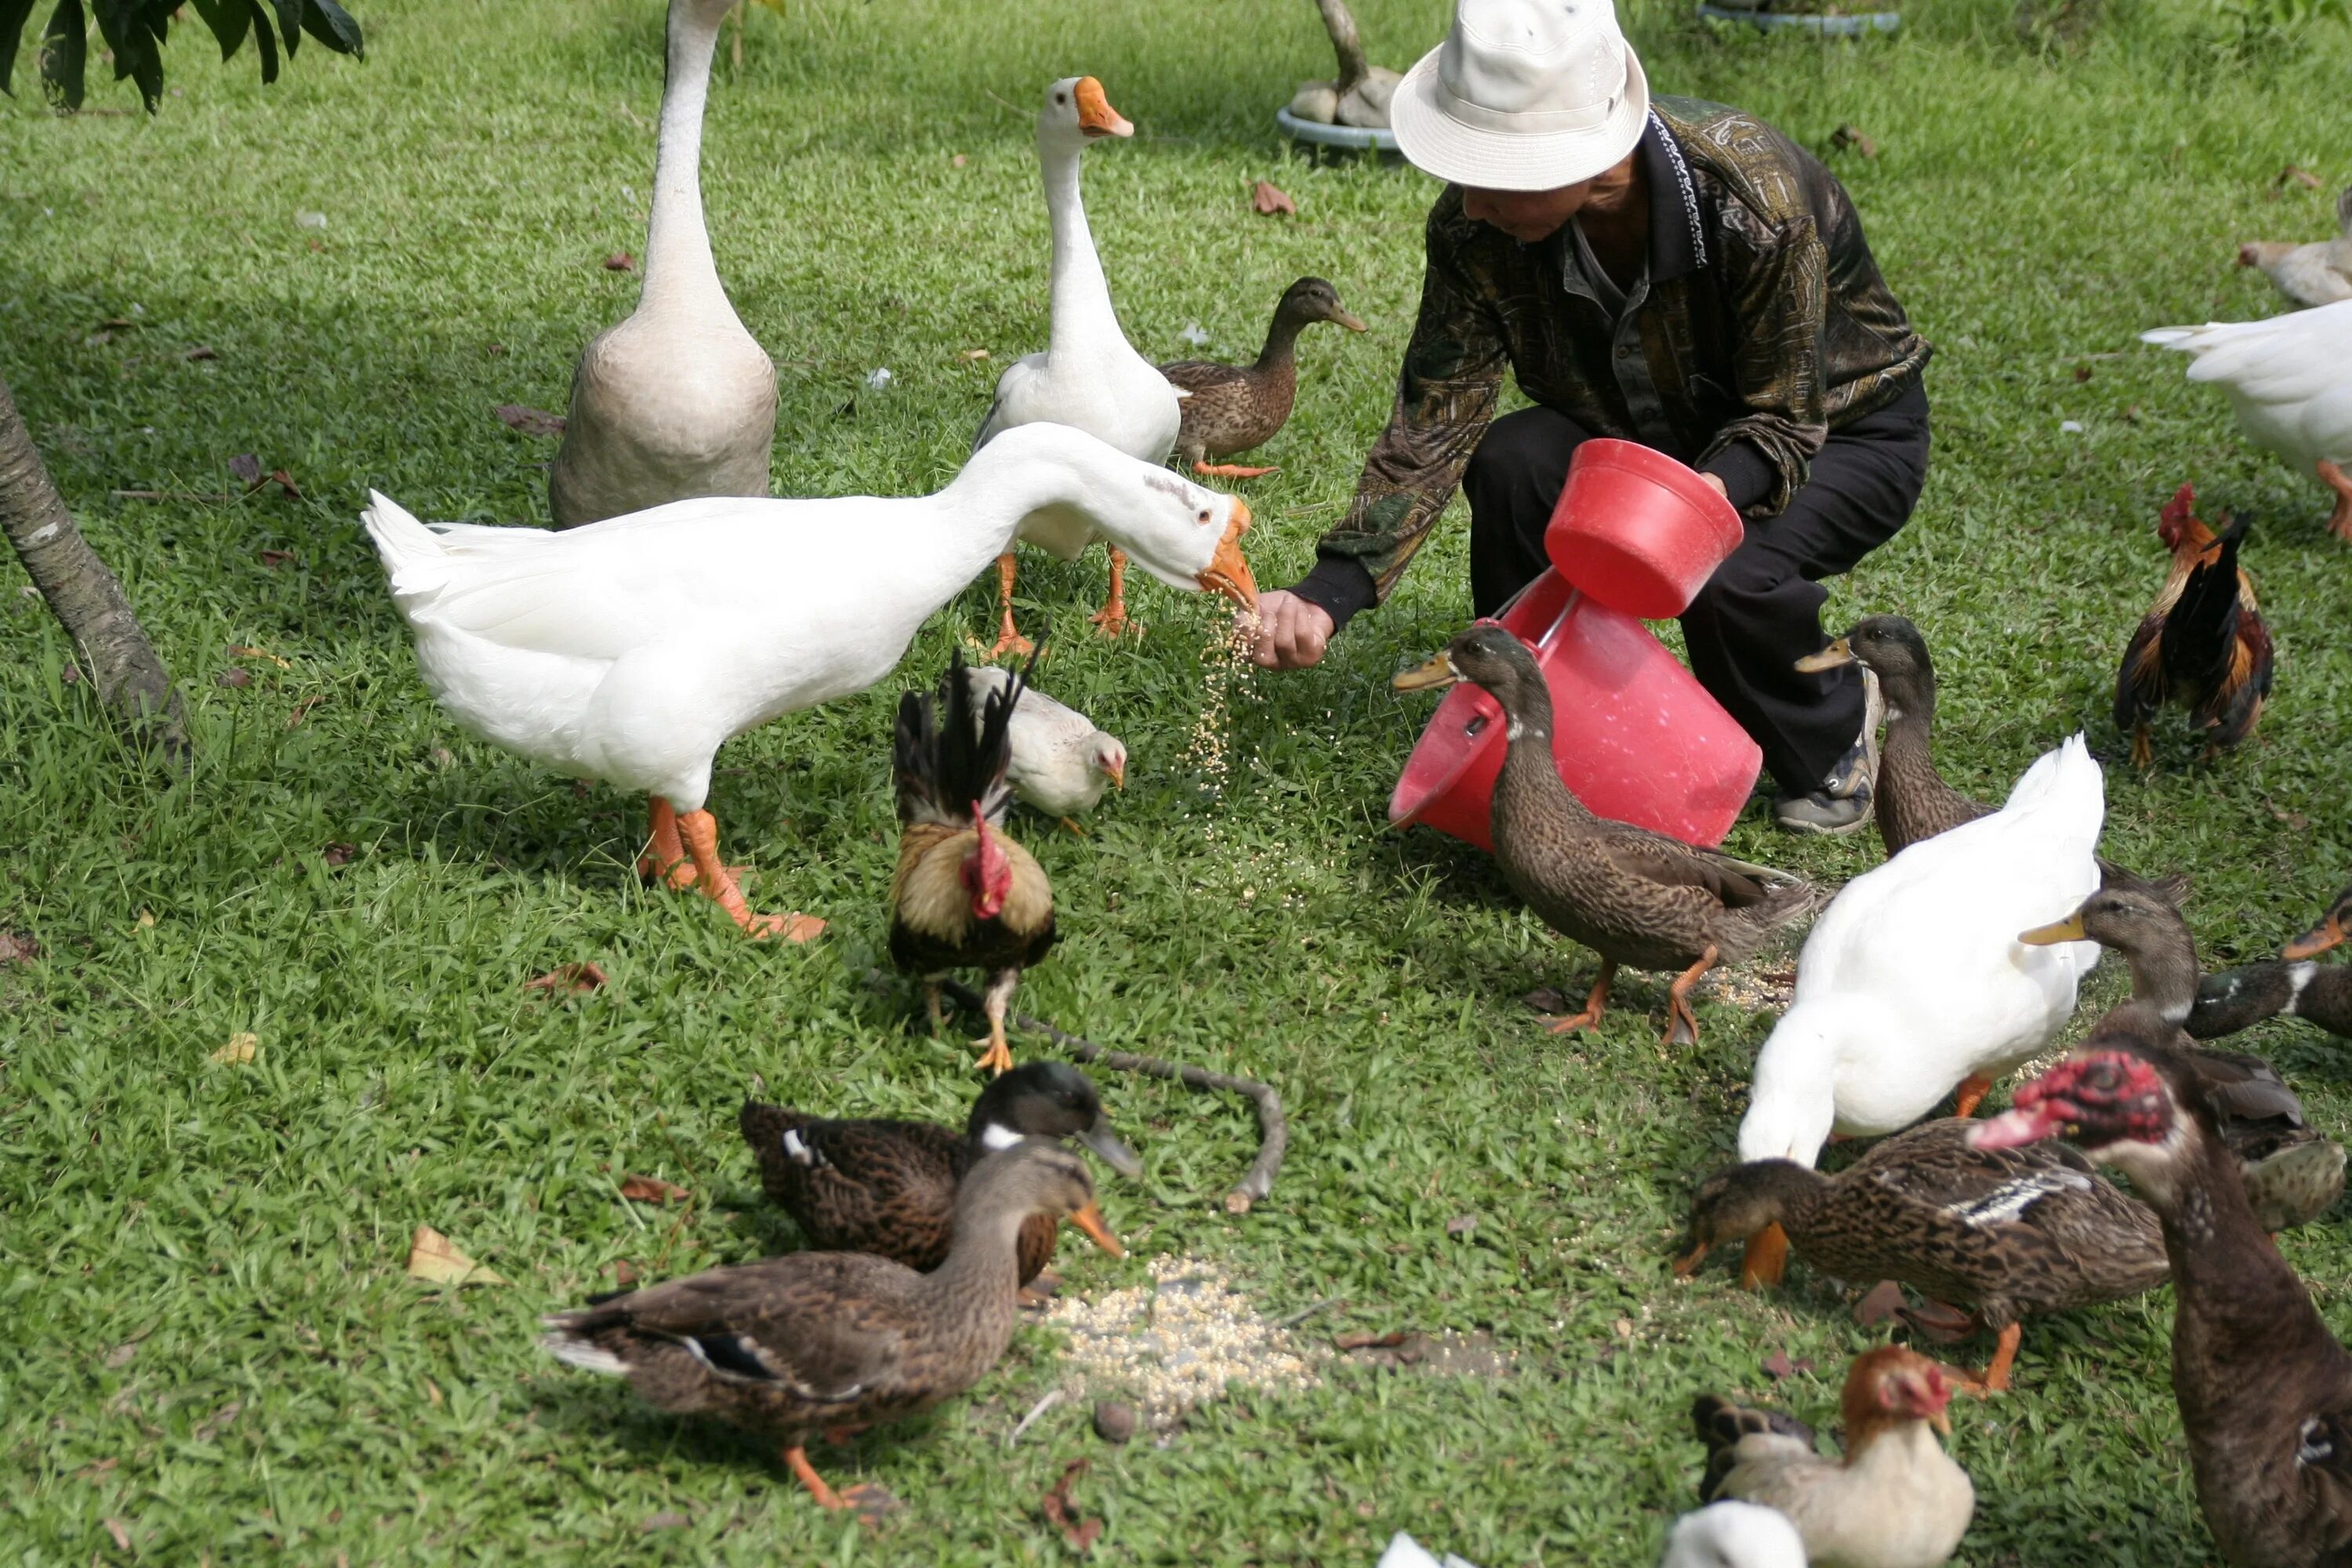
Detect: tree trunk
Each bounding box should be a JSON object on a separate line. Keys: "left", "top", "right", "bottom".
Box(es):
{"left": 1316, "top": 0, "right": 1370, "bottom": 93}
{"left": 0, "top": 371, "right": 190, "bottom": 764}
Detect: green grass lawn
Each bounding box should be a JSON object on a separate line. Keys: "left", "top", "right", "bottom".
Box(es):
{"left": 6, "top": 0, "right": 2352, "bottom": 1559}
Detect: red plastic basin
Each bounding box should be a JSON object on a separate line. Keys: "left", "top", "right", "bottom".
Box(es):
{"left": 1544, "top": 439, "right": 1744, "bottom": 619}
{"left": 1388, "top": 568, "right": 1762, "bottom": 851}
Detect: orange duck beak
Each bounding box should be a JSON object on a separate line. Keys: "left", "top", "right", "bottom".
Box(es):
{"left": 1074, "top": 78, "right": 1133, "bottom": 139}
{"left": 2286, "top": 909, "right": 2347, "bottom": 961}
{"left": 1197, "top": 499, "right": 1258, "bottom": 612}
{"left": 1069, "top": 1201, "right": 1125, "bottom": 1258}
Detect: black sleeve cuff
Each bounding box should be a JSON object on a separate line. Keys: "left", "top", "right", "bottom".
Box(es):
{"left": 1287, "top": 556, "right": 1380, "bottom": 634}
{"left": 1701, "top": 440, "right": 1776, "bottom": 514}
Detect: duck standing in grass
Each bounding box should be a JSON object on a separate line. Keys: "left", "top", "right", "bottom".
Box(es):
{"left": 960, "top": 663, "right": 1127, "bottom": 832}
{"left": 541, "top": 1142, "right": 1121, "bottom": 1512}
{"left": 2238, "top": 186, "right": 2352, "bottom": 310}
{"left": 2143, "top": 301, "right": 2352, "bottom": 543}
{"left": 1792, "top": 616, "right": 1984, "bottom": 855}
{"left": 1734, "top": 735, "right": 2103, "bottom": 1286}
{"left": 2194, "top": 883, "right": 2352, "bottom": 1042}
{"left": 1976, "top": 1044, "right": 2352, "bottom": 1566}
{"left": 360, "top": 424, "right": 1254, "bottom": 942}
{"left": 1675, "top": 1119, "right": 2167, "bottom": 1388}
{"left": 976, "top": 76, "right": 1180, "bottom": 653}
{"left": 1158, "top": 278, "right": 1367, "bottom": 477}
{"left": 548, "top": 0, "right": 775, "bottom": 527}
{"left": 2022, "top": 884, "right": 2343, "bottom": 1230}
{"left": 890, "top": 649, "right": 1054, "bottom": 1075}
{"left": 1693, "top": 1345, "right": 1973, "bottom": 1568}
{"left": 1394, "top": 624, "right": 1820, "bottom": 1047}
{"left": 2113, "top": 484, "right": 2273, "bottom": 769}
{"left": 739, "top": 1061, "right": 1142, "bottom": 1284}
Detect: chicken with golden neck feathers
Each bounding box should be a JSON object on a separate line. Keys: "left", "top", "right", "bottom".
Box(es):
{"left": 2114, "top": 483, "right": 2274, "bottom": 770}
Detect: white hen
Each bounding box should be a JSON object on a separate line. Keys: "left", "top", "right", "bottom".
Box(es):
{"left": 1661, "top": 1502, "right": 1806, "bottom": 1568}
{"left": 961, "top": 664, "right": 1127, "bottom": 826}
{"left": 2142, "top": 296, "right": 2352, "bottom": 541}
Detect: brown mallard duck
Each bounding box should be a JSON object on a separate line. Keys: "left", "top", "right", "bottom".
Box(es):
{"left": 1794, "top": 616, "right": 1988, "bottom": 855}
{"left": 739, "top": 1060, "right": 1142, "bottom": 1286}
{"left": 1395, "top": 625, "right": 1823, "bottom": 1047}
{"left": 541, "top": 1141, "right": 1120, "bottom": 1510}
{"left": 1677, "top": 1119, "right": 2166, "bottom": 1391}
{"left": 2023, "top": 884, "right": 2344, "bottom": 1231}
{"left": 1157, "top": 277, "right": 1365, "bottom": 477}
{"left": 1976, "top": 1043, "right": 2352, "bottom": 1566}
{"left": 2192, "top": 882, "right": 2352, "bottom": 1042}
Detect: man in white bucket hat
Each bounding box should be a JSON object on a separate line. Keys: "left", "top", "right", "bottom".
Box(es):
{"left": 1247, "top": 0, "right": 1930, "bottom": 836}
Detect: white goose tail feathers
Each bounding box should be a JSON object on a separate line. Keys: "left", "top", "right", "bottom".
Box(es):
{"left": 361, "top": 490, "right": 452, "bottom": 603}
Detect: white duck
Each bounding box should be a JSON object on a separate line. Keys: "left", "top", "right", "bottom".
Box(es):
{"left": 1734, "top": 735, "right": 2103, "bottom": 1285}
{"left": 2142, "top": 296, "right": 2352, "bottom": 542}
{"left": 363, "top": 424, "right": 1255, "bottom": 939}
{"left": 547, "top": 0, "right": 776, "bottom": 528}
{"left": 960, "top": 664, "right": 1126, "bottom": 829}
{"left": 1661, "top": 1502, "right": 1807, "bottom": 1568}
{"left": 975, "top": 76, "right": 1185, "bottom": 655}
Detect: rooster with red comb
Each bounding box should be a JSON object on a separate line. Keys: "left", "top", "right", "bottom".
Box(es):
{"left": 890, "top": 645, "right": 1056, "bottom": 1075}
{"left": 2113, "top": 482, "right": 2274, "bottom": 770}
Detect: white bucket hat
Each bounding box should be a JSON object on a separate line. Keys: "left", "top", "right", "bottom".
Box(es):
{"left": 1389, "top": 0, "right": 1650, "bottom": 192}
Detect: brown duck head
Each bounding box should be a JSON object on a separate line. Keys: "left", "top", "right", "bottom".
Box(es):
{"left": 1393, "top": 623, "right": 1553, "bottom": 742}
{"left": 956, "top": 1141, "right": 1123, "bottom": 1258}
{"left": 2021, "top": 884, "right": 2201, "bottom": 1022}
{"left": 1274, "top": 277, "right": 1368, "bottom": 336}
{"left": 1672, "top": 1160, "right": 1821, "bottom": 1287}
{"left": 1795, "top": 614, "right": 1938, "bottom": 723}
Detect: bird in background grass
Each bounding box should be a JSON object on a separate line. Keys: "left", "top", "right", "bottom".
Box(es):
{"left": 2114, "top": 482, "right": 2273, "bottom": 769}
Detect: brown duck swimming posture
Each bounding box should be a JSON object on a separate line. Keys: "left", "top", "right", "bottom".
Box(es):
{"left": 1676, "top": 1119, "right": 2167, "bottom": 1392}
{"left": 542, "top": 1141, "right": 1120, "bottom": 1511}
{"left": 1977, "top": 1044, "right": 2352, "bottom": 1567}
{"left": 739, "top": 1060, "right": 1142, "bottom": 1286}
{"left": 1157, "top": 277, "right": 1365, "bottom": 477}
{"left": 1395, "top": 625, "right": 1822, "bottom": 1047}
{"left": 2193, "top": 882, "right": 2352, "bottom": 1043}
{"left": 2022, "top": 884, "right": 2344, "bottom": 1231}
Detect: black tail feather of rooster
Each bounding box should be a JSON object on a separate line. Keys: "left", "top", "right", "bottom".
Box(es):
{"left": 894, "top": 634, "right": 1044, "bottom": 829}
{"left": 2158, "top": 509, "right": 2252, "bottom": 699}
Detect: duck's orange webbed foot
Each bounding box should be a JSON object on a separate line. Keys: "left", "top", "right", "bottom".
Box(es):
{"left": 1544, "top": 960, "right": 1617, "bottom": 1036}
{"left": 1089, "top": 549, "right": 1134, "bottom": 639}
{"left": 1192, "top": 461, "right": 1280, "bottom": 479}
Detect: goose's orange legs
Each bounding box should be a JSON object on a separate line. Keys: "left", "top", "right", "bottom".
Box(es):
{"left": 2321, "top": 459, "right": 2352, "bottom": 543}
{"left": 675, "top": 806, "right": 824, "bottom": 942}
{"left": 993, "top": 553, "right": 1034, "bottom": 658}
{"left": 1954, "top": 1073, "right": 1994, "bottom": 1120}
{"left": 1090, "top": 550, "right": 1133, "bottom": 638}
{"left": 638, "top": 797, "right": 695, "bottom": 887}
{"left": 1194, "top": 459, "right": 1279, "bottom": 479}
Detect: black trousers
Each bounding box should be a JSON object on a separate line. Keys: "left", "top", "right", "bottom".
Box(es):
{"left": 1462, "top": 384, "right": 1930, "bottom": 793}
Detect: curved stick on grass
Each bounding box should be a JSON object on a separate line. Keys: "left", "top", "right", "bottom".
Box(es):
{"left": 937, "top": 977, "right": 1287, "bottom": 1212}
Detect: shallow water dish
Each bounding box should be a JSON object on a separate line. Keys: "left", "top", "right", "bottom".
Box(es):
{"left": 1544, "top": 439, "right": 1745, "bottom": 620}
{"left": 1275, "top": 108, "right": 1401, "bottom": 153}
{"left": 1388, "top": 568, "right": 1762, "bottom": 851}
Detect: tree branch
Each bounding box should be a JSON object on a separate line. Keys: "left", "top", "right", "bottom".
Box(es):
{"left": 1316, "top": 0, "right": 1370, "bottom": 94}
{"left": 938, "top": 977, "right": 1289, "bottom": 1213}
{"left": 0, "top": 371, "right": 188, "bottom": 764}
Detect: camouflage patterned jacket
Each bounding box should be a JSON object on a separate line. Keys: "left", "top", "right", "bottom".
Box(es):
{"left": 1295, "top": 96, "right": 1929, "bottom": 626}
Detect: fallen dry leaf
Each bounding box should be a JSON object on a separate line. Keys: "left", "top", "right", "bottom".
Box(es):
{"left": 1897, "top": 1298, "right": 1977, "bottom": 1344}
{"left": 2073, "top": 365, "right": 2094, "bottom": 383}
{"left": 613, "top": 1258, "right": 638, "bottom": 1287}
{"left": 950, "top": 153, "right": 969, "bottom": 168}
{"left": 1520, "top": 985, "right": 1571, "bottom": 1015}
{"left": 285, "top": 693, "right": 326, "bottom": 729}
{"left": 60, "top": 662, "right": 81, "bottom": 685}
{"left": 1761, "top": 1349, "right": 1815, "bottom": 1381}
{"left": 1855, "top": 1278, "right": 1908, "bottom": 1327}
{"left": 2279, "top": 164, "right": 2324, "bottom": 191}
{"left": 262, "top": 468, "right": 303, "bottom": 499}
{"left": 1334, "top": 1330, "right": 1408, "bottom": 1351}
{"left": 526, "top": 961, "right": 608, "bottom": 996}
{"left": 619, "top": 1174, "right": 689, "bottom": 1206}
{"left": 1612, "top": 1316, "right": 1634, "bottom": 1338}
{"left": 1251, "top": 180, "right": 1296, "bottom": 216}
{"left": 192, "top": 1399, "right": 241, "bottom": 1441}
{"left": 1830, "top": 123, "right": 1878, "bottom": 158}
{"left": 321, "top": 843, "right": 358, "bottom": 867}
{"left": 494, "top": 403, "right": 567, "bottom": 437}
{"left": 104, "top": 1519, "right": 132, "bottom": 1551}
{"left": 0, "top": 931, "right": 40, "bottom": 964}
{"left": 423, "top": 1377, "right": 444, "bottom": 1408}
{"left": 103, "top": 1340, "right": 140, "bottom": 1369}
{"left": 216, "top": 668, "right": 252, "bottom": 688}
{"left": 184, "top": 344, "right": 219, "bottom": 361}
{"left": 210, "top": 1033, "right": 258, "bottom": 1065}
{"left": 75, "top": 1456, "right": 120, "bottom": 1482}
{"left": 1444, "top": 1213, "right": 1478, "bottom": 1237}
{"left": 959, "top": 348, "right": 991, "bottom": 361}
{"left": 405, "top": 1225, "right": 508, "bottom": 1287}
{"left": 604, "top": 251, "right": 636, "bottom": 271}
{"left": 227, "top": 453, "right": 263, "bottom": 486}
{"left": 1041, "top": 1459, "right": 1102, "bottom": 1552}
{"left": 640, "top": 1512, "right": 691, "bottom": 1533}
{"left": 260, "top": 548, "right": 296, "bottom": 568}
{"left": 227, "top": 643, "right": 292, "bottom": 669}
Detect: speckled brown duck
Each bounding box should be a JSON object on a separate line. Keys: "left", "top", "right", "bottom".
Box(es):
{"left": 1795, "top": 616, "right": 1988, "bottom": 855}
{"left": 1676, "top": 1118, "right": 2167, "bottom": 1392}
{"left": 2193, "top": 882, "right": 2352, "bottom": 1043}
{"left": 1157, "top": 277, "right": 1364, "bottom": 477}
{"left": 1395, "top": 624, "right": 1824, "bottom": 1047}
{"left": 2024, "top": 884, "right": 2344, "bottom": 1231}
{"left": 541, "top": 1141, "right": 1121, "bottom": 1511}
{"left": 739, "top": 1060, "right": 1142, "bottom": 1287}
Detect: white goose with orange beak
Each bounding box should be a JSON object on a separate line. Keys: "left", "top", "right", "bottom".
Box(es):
{"left": 361, "top": 423, "right": 1254, "bottom": 943}
{"left": 975, "top": 76, "right": 1188, "bottom": 655}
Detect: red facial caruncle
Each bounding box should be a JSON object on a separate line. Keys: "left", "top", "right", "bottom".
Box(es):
{"left": 961, "top": 802, "right": 1011, "bottom": 920}
{"left": 2158, "top": 482, "right": 2198, "bottom": 552}
{"left": 1971, "top": 1050, "right": 2172, "bottom": 1152}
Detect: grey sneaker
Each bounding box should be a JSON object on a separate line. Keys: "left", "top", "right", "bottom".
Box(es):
{"left": 1774, "top": 667, "right": 1884, "bottom": 835}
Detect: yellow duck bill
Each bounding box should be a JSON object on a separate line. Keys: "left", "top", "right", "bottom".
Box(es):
{"left": 1392, "top": 651, "right": 1460, "bottom": 692}
{"left": 1793, "top": 637, "right": 1855, "bottom": 674}
{"left": 2017, "top": 913, "right": 2089, "bottom": 946}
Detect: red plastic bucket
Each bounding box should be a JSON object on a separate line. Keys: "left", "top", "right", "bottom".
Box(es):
{"left": 1388, "top": 568, "right": 1762, "bottom": 850}
{"left": 1544, "top": 439, "right": 1744, "bottom": 619}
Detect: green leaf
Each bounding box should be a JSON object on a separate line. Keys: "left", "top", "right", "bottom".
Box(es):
{"left": 90, "top": 0, "right": 162, "bottom": 110}
{"left": 0, "top": 0, "right": 42, "bottom": 96}
{"left": 245, "top": 0, "right": 274, "bottom": 82}
{"left": 268, "top": 0, "right": 296, "bottom": 56}
{"left": 38, "top": 0, "right": 82, "bottom": 109}
{"left": 187, "top": 0, "right": 249, "bottom": 61}
{"left": 296, "top": 0, "right": 360, "bottom": 57}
